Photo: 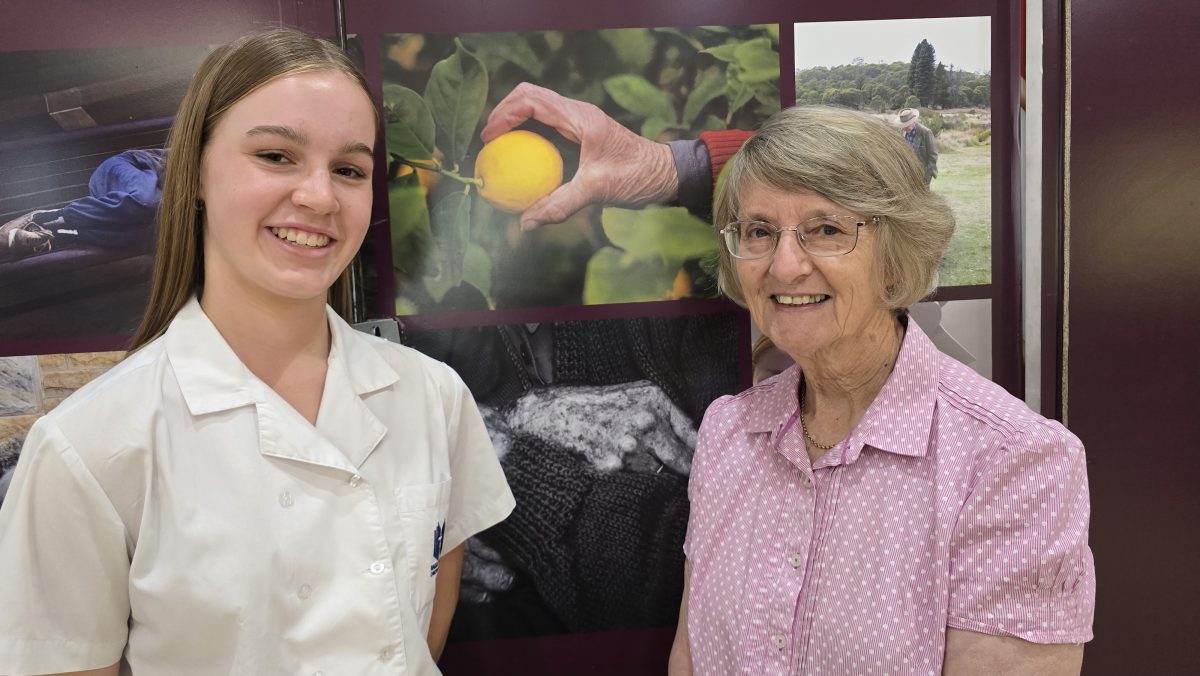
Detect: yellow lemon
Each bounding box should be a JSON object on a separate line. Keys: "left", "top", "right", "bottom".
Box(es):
{"left": 473, "top": 130, "right": 563, "bottom": 213}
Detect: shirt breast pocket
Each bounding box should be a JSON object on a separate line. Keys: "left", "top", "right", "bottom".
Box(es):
{"left": 395, "top": 479, "right": 452, "bottom": 623}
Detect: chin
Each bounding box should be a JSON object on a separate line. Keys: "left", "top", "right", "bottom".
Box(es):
{"left": 263, "top": 278, "right": 337, "bottom": 304}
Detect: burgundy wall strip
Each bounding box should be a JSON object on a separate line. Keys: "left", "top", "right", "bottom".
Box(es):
{"left": 1066, "top": 0, "right": 1200, "bottom": 672}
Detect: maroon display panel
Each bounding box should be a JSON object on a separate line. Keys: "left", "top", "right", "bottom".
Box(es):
{"left": 1056, "top": 0, "right": 1200, "bottom": 672}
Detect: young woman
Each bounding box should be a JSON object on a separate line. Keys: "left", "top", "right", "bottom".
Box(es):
{"left": 0, "top": 28, "right": 513, "bottom": 675}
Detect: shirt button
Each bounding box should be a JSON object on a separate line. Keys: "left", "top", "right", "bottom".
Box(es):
{"left": 369, "top": 560, "right": 388, "bottom": 575}
{"left": 348, "top": 474, "right": 363, "bottom": 487}
{"left": 787, "top": 553, "right": 804, "bottom": 569}
{"left": 278, "top": 491, "right": 294, "bottom": 508}
{"left": 801, "top": 474, "right": 813, "bottom": 488}
{"left": 379, "top": 646, "right": 396, "bottom": 662}
{"left": 771, "top": 633, "right": 787, "bottom": 650}
{"left": 297, "top": 583, "right": 312, "bottom": 600}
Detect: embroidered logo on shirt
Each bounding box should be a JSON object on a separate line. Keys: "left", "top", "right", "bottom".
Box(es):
{"left": 430, "top": 521, "right": 445, "bottom": 576}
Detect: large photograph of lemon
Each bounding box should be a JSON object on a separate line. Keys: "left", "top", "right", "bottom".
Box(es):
{"left": 378, "top": 26, "right": 781, "bottom": 316}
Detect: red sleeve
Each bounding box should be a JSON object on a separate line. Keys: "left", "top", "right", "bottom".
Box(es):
{"left": 698, "top": 129, "right": 754, "bottom": 187}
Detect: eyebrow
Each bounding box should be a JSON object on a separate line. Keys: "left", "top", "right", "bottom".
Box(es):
{"left": 737, "top": 211, "right": 845, "bottom": 223}
{"left": 246, "top": 125, "right": 374, "bottom": 158}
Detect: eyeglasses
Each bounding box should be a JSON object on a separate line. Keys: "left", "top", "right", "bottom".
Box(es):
{"left": 719, "top": 215, "right": 877, "bottom": 260}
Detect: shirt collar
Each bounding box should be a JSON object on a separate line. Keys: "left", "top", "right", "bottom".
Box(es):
{"left": 743, "top": 319, "right": 940, "bottom": 464}
{"left": 745, "top": 364, "right": 803, "bottom": 435}
{"left": 165, "top": 297, "right": 400, "bottom": 417}
{"left": 165, "top": 297, "right": 258, "bottom": 416}
{"left": 323, "top": 303, "right": 401, "bottom": 397}
{"left": 843, "top": 318, "right": 940, "bottom": 463}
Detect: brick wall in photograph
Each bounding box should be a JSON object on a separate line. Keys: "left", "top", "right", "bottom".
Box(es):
{"left": 0, "top": 352, "right": 123, "bottom": 484}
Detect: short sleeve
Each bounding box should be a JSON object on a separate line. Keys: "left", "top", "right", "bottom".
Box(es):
{"left": 0, "top": 419, "right": 130, "bottom": 673}
{"left": 948, "top": 419, "right": 1095, "bottom": 643}
{"left": 441, "top": 367, "right": 516, "bottom": 553}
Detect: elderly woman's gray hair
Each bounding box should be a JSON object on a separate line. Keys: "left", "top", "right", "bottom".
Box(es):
{"left": 712, "top": 105, "right": 956, "bottom": 311}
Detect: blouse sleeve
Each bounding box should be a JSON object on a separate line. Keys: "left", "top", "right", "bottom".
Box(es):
{"left": 0, "top": 419, "right": 130, "bottom": 674}
{"left": 947, "top": 418, "right": 1095, "bottom": 644}
{"left": 441, "top": 366, "right": 516, "bottom": 553}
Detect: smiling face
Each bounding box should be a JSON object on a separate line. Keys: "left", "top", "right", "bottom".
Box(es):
{"left": 733, "top": 181, "right": 895, "bottom": 363}
{"left": 198, "top": 69, "right": 375, "bottom": 308}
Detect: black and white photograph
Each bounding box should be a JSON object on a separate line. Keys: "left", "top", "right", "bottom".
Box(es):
{"left": 404, "top": 310, "right": 743, "bottom": 641}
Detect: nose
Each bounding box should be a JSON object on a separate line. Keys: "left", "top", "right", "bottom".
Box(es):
{"left": 768, "top": 229, "right": 813, "bottom": 281}
{"left": 291, "top": 168, "right": 339, "bottom": 215}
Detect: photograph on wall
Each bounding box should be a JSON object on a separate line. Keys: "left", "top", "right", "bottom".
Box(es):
{"left": 378, "top": 25, "right": 781, "bottom": 317}
{"left": 794, "top": 17, "right": 992, "bottom": 287}
{"left": 401, "top": 310, "right": 743, "bottom": 640}
{"left": 0, "top": 46, "right": 212, "bottom": 349}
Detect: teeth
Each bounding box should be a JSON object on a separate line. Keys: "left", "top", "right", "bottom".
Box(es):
{"left": 775, "top": 294, "right": 827, "bottom": 305}
{"left": 271, "top": 227, "right": 330, "bottom": 248}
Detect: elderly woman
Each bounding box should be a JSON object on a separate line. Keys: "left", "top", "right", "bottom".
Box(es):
{"left": 668, "top": 106, "right": 1094, "bottom": 675}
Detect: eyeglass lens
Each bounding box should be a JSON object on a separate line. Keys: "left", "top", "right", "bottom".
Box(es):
{"left": 725, "top": 216, "right": 861, "bottom": 258}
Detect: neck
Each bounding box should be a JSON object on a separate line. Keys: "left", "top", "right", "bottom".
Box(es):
{"left": 199, "top": 281, "right": 331, "bottom": 388}
{"left": 793, "top": 314, "right": 904, "bottom": 453}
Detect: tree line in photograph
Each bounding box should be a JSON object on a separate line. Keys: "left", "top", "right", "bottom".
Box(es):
{"left": 795, "top": 39, "right": 990, "bottom": 114}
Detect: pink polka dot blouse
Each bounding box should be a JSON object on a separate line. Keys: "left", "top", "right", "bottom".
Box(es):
{"left": 683, "top": 320, "right": 1094, "bottom": 675}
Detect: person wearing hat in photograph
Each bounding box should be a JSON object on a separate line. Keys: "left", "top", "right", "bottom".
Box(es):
{"left": 899, "top": 107, "right": 938, "bottom": 186}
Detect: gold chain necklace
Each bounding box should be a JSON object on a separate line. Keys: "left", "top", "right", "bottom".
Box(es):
{"left": 799, "top": 378, "right": 837, "bottom": 450}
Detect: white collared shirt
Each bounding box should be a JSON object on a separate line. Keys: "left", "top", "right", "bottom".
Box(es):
{"left": 0, "top": 298, "right": 515, "bottom": 675}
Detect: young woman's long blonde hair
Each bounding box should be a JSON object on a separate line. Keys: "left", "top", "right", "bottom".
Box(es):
{"left": 127, "top": 28, "right": 373, "bottom": 353}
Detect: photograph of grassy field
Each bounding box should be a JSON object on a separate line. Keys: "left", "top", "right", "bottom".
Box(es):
{"left": 926, "top": 109, "right": 990, "bottom": 286}
{"left": 794, "top": 16, "right": 991, "bottom": 287}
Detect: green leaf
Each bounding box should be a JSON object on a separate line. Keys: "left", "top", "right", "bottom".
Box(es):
{"left": 388, "top": 173, "right": 431, "bottom": 276}
{"left": 422, "top": 270, "right": 454, "bottom": 303}
{"left": 599, "top": 28, "right": 656, "bottom": 70}
{"left": 726, "top": 78, "right": 755, "bottom": 121}
{"left": 583, "top": 246, "right": 677, "bottom": 304}
{"left": 564, "top": 78, "right": 607, "bottom": 106}
{"left": 383, "top": 84, "right": 435, "bottom": 161}
{"left": 428, "top": 189, "right": 472, "bottom": 288}
{"left": 425, "top": 38, "right": 488, "bottom": 166}
{"left": 463, "top": 243, "right": 493, "bottom": 300}
{"left": 752, "top": 80, "right": 781, "bottom": 112}
{"left": 762, "top": 24, "right": 780, "bottom": 44}
{"left": 603, "top": 74, "right": 676, "bottom": 123}
{"left": 701, "top": 43, "right": 739, "bottom": 64}
{"left": 641, "top": 117, "right": 681, "bottom": 140}
{"left": 601, "top": 206, "right": 718, "bottom": 263}
{"left": 470, "top": 32, "right": 544, "bottom": 79}
{"left": 701, "top": 114, "right": 726, "bottom": 132}
{"left": 731, "top": 37, "right": 779, "bottom": 84}
{"left": 683, "top": 66, "right": 727, "bottom": 124}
